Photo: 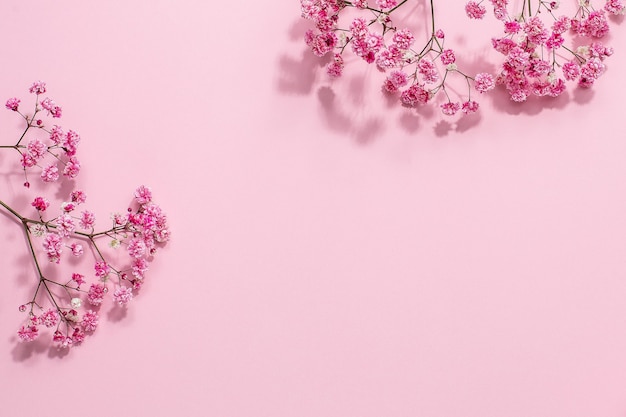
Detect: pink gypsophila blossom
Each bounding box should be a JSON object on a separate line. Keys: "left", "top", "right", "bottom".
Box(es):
{"left": 70, "top": 190, "right": 87, "bottom": 204}
{"left": 5, "top": 97, "right": 20, "bottom": 111}
{"left": 127, "top": 238, "right": 147, "bottom": 259}
{"left": 582, "top": 11, "right": 609, "bottom": 38}
{"left": 383, "top": 70, "right": 409, "bottom": 93}
{"left": 87, "top": 283, "right": 106, "bottom": 306}
{"left": 17, "top": 325, "right": 38, "bottom": 342}
{"left": 79, "top": 210, "right": 95, "bottom": 230}
{"left": 55, "top": 213, "right": 75, "bottom": 237}
{"left": 94, "top": 261, "right": 111, "bottom": 278}
{"left": 135, "top": 185, "right": 153, "bottom": 205}
{"left": 462, "top": 100, "right": 480, "bottom": 114}
{"left": 40, "top": 164, "right": 59, "bottom": 182}
{"left": 441, "top": 102, "right": 461, "bottom": 116}
{"left": 81, "top": 310, "right": 99, "bottom": 332}
{"left": 40, "top": 309, "right": 60, "bottom": 328}
{"left": 562, "top": 61, "right": 581, "bottom": 81}
{"left": 605, "top": 0, "right": 625, "bottom": 14}
{"left": 465, "top": 1, "right": 487, "bottom": 19}
{"left": 29, "top": 81, "right": 46, "bottom": 95}
{"left": 113, "top": 286, "right": 134, "bottom": 306}
{"left": 392, "top": 29, "right": 415, "bottom": 50}
{"left": 27, "top": 139, "right": 47, "bottom": 160}
{"left": 63, "top": 157, "right": 81, "bottom": 178}
{"left": 401, "top": 84, "right": 431, "bottom": 107}
{"left": 43, "top": 233, "right": 63, "bottom": 263}
{"left": 326, "top": 54, "right": 344, "bottom": 77}
{"left": 376, "top": 0, "right": 397, "bottom": 9}
{"left": 474, "top": 73, "right": 495, "bottom": 93}
{"left": 72, "top": 273, "right": 86, "bottom": 286}
{"left": 31, "top": 196, "right": 50, "bottom": 211}
{"left": 440, "top": 49, "right": 456, "bottom": 65}
{"left": 71, "top": 243, "right": 84, "bottom": 257}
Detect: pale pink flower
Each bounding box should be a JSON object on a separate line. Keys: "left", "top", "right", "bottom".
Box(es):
{"left": 43, "top": 233, "right": 63, "bottom": 263}
{"left": 70, "top": 190, "right": 87, "bottom": 204}
{"left": 87, "top": 283, "right": 106, "bottom": 306}
{"left": 29, "top": 81, "right": 46, "bottom": 94}
{"left": 41, "top": 164, "right": 59, "bottom": 182}
{"left": 27, "top": 139, "right": 47, "bottom": 160}
{"left": 440, "top": 49, "right": 456, "bottom": 65}
{"left": 81, "top": 310, "right": 99, "bottom": 332}
{"left": 79, "top": 210, "right": 95, "bottom": 230}
{"left": 49, "top": 125, "right": 64, "bottom": 144}
{"left": 474, "top": 73, "right": 495, "bottom": 93}
{"left": 17, "top": 325, "right": 38, "bottom": 342}
{"left": 465, "top": 1, "right": 486, "bottom": 19}
{"left": 392, "top": 29, "right": 415, "bottom": 50}
{"left": 72, "top": 273, "right": 86, "bottom": 286}
{"left": 113, "top": 286, "right": 134, "bottom": 306}
{"left": 63, "top": 157, "right": 80, "bottom": 178}
{"left": 376, "top": 0, "right": 397, "bottom": 9}
{"left": 40, "top": 309, "right": 59, "bottom": 328}
{"left": 135, "top": 185, "right": 153, "bottom": 205}
{"left": 71, "top": 327, "right": 85, "bottom": 344}
{"left": 5, "top": 97, "right": 20, "bottom": 111}
{"left": 94, "top": 261, "right": 111, "bottom": 278}
{"left": 461, "top": 100, "right": 480, "bottom": 114}
{"left": 127, "top": 238, "right": 147, "bottom": 259}
{"left": 441, "top": 102, "right": 461, "bottom": 116}
{"left": 55, "top": 213, "right": 75, "bottom": 237}
{"left": 70, "top": 243, "right": 84, "bottom": 257}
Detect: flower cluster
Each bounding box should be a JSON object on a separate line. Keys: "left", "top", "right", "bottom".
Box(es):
{"left": 466, "top": 0, "right": 623, "bottom": 101}
{"left": 2, "top": 82, "right": 170, "bottom": 350}
{"left": 300, "top": 0, "right": 623, "bottom": 113}
{"left": 300, "top": 0, "right": 495, "bottom": 116}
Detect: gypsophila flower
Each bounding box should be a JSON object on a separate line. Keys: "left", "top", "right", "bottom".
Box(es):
{"left": 474, "top": 73, "right": 495, "bottom": 93}
{"left": 81, "top": 310, "right": 99, "bottom": 332}
{"left": 29, "top": 81, "right": 46, "bottom": 95}
{"left": 79, "top": 210, "right": 95, "bottom": 230}
{"left": 5, "top": 97, "right": 20, "bottom": 111}
{"left": 40, "top": 164, "right": 59, "bottom": 182}
{"left": 40, "top": 309, "right": 60, "bottom": 328}
{"left": 465, "top": 1, "right": 487, "bottom": 19}
{"left": 43, "top": 233, "right": 63, "bottom": 263}
{"left": 55, "top": 213, "right": 75, "bottom": 237}
{"left": 113, "top": 286, "right": 133, "bottom": 306}
{"left": 94, "top": 261, "right": 111, "bottom": 278}
{"left": 72, "top": 273, "right": 86, "bottom": 286}
{"left": 441, "top": 102, "right": 461, "bottom": 116}
{"left": 70, "top": 190, "right": 86, "bottom": 204}
{"left": 87, "top": 283, "right": 106, "bottom": 306}
{"left": 17, "top": 325, "right": 38, "bottom": 342}
{"left": 31, "top": 196, "right": 50, "bottom": 212}
{"left": 70, "top": 243, "right": 84, "bottom": 257}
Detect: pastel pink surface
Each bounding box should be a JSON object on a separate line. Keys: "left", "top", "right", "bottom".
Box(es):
{"left": 1, "top": 1, "right": 626, "bottom": 416}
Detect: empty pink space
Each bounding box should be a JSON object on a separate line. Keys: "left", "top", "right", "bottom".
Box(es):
{"left": 0, "top": 1, "right": 625, "bottom": 416}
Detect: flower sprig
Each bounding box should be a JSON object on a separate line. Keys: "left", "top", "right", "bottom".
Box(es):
{"left": 2, "top": 82, "right": 170, "bottom": 349}
{"left": 465, "top": 0, "right": 623, "bottom": 101}
{"left": 301, "top": 0, "right": 495, "bottom": 116}
{"left": 300, "top": 0, "right": 623, "bottom": 112}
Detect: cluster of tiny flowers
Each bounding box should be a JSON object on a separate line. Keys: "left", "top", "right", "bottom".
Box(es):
{"left": 1, "top": 82, "right": 170, "bottom": 350}
{"left": 6, "top": 81, "right": 81, "bottom": 188}
{"left": 466, "top": 0, "right": 622, "bottom": 101}
{"left": 300, "top": 0, "right": 495, "bottom": 116}
{"left": 22, "top": 185, "right": 170, "bottom": 348}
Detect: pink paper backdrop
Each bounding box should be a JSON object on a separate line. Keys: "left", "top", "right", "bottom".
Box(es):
{"left": 1, "top": 1, "right": 626, "bottom": 416}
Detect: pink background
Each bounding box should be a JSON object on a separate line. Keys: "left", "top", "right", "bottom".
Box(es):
{"left": 1, "top": 1, "right": 626, "bottom": 416}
